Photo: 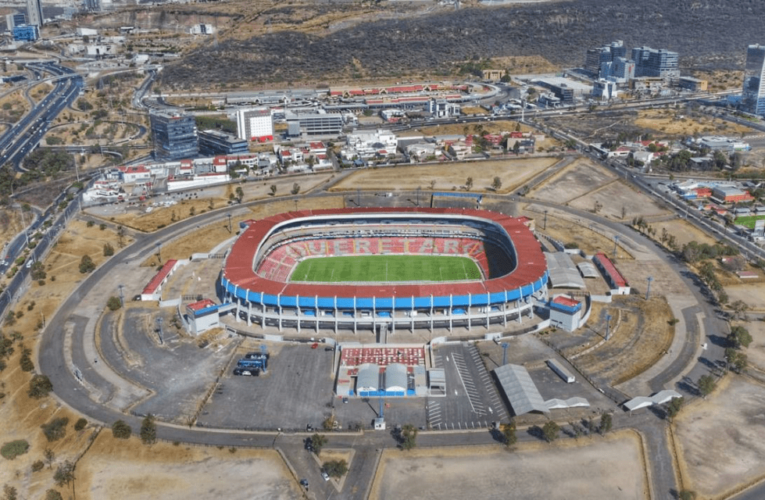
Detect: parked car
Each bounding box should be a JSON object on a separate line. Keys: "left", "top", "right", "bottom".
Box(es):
{"left": 321, "top": 470, "right": 330, "bottom": 482}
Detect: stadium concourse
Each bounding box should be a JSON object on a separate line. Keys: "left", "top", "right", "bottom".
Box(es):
{"left": 220, "top": 208, "right": 549, "bottom": 335}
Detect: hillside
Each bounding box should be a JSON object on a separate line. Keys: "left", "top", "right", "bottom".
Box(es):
{"left": 158, "top": 0, "right": 765, "bottom": 89}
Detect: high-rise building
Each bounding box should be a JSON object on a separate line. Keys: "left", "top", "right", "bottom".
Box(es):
{"left": 26, "top": 0, "right": 42, "bottom": 26}
{"left": 631, "top": 46, "right": 680, "bottom": 82}
{"left": 584, "top": 41, "right": 626, "bottom": 77}
{"left": 6, "top": 12, "right": 26, "bottom": 30}
{"left": 236, "top": 108, "right": 273, "bottom": 142}
{"left": 150, "top": 111, "right": 199, "bottom": 160}
{"left": 743, "top": 44, "right": 765, "bottom": 117}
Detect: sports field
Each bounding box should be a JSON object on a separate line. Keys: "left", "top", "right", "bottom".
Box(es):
{"left": 290, "top": 255, "right": 482, "bottom": 283}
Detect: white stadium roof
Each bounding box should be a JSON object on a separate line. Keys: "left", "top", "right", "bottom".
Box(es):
{"left": 546, "top": 252, "right": 586, "bottom": 289}
{"left": 494, "top": 364, "right": 549, "bottom": 415}
{"left": 577, "top": 261, "right": 599, "bottom": 279}
{"left": 624, "top": 390, "right": 682, "bottom": 412}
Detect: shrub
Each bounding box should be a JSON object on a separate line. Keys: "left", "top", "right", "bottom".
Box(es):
{"left": 86, "top": 220, "right": 94, "bottom": 227}
{"left": 20, "top": 352, "right": 34, "bottom": 372}
{"left": 103, "top": 243, "right": 114, "bottom": 256}
{"left": 32, "top": 460, "right": 45, "bottom": 472}
{"left": 322, "top": 459, "right": 349, "bottom": 478}
{"left": 0, "top": 440, "right": 29, "bottom": 460}
{"left": 140, "top": 414, "right": 156, "bottom": 445}
{"left": 79, "top": 255, "right": 96, "bottom": 274}
{"left": 74, "top": 418, "right": 87, "bottom": 431}
{"left": 99, "top": 223, "right": 106, "bottom": 231}
{"left": 106, "top": 296, "right": 122, "bottom": 311}
{"left": 41, "top": 417, "right": 69, "bottom": 442}
{"left": 28, "top": 374, "right": 53, "bottom": 399}
{"left": 45, "top": 490, "right": 63, "bottom": 500}
{"left": 112, "top": 420, "right": 132, "bottom": 439}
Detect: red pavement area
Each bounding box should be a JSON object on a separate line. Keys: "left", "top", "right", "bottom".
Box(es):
{"left": 340, "top": 347, "right": 426, "bottom": 369}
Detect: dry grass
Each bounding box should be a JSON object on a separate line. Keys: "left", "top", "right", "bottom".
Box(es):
{"left": 0, "top": 207, "right": 24, "bottom": 253}
{"left": 104, "top": 197, "right": 232, "bottom": 233}
{"left": 461, "top": 106, "right": 488, "bottom": 115}
{"left": 634, "top": 109, "right": 756, "bottom": 137}
{"left": 329, "top": 158, "right": 558, "bottom": 194}
{"left": 0, "top": 90, "right": 31, "bottom": 122}
{"left": 651, "top": 219, "right": 719, "bottom": 248}
{"left": 533, "top": 212, "right": 634, "bottom": 260}
{"left": 573, "top": 296, "right": 674, "bottom": 385}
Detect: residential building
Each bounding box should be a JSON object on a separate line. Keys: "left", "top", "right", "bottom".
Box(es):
{"left": 743, "top": 44, "right": 765, "bottom": 117}
{"left": 198, "top": 129, "right": 248, "bottom": 156}
{"left": 286, "top": 110, "right": 343, "bottom": 137}
{"left": 236, "top": 108, "right": 273, "bottom": 142}
{"left": 118, "top": 165, "right": 151, "bottom": 184}
{"left": 6, "top": 12, "right": 25, "bottom": 30}
{"left": 150, "top": 111, "right": 199, "bottom": 161}
{"left": 631, "top": 46, "right": 680, "bottom": 82}
{"left": 12, "top": 24, "right": 38, "bottom": 41}
{"left": 679, "top": 76, "right": 708, "bottom": 92}
{"left": 26, "top": 0, "right": 42, "bottom": 26}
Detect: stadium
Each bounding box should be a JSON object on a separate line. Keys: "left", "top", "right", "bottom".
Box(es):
{"left": 220, "top": 208, "right": 548, "bottom": 334}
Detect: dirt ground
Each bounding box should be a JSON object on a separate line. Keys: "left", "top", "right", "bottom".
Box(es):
{"left": 330, "top": 158, "right": 558, "bottom": 194}
{"left": 674, "top": 375, "right": 765, "bottom": 499}
{"left": 75, "top": 433, "right": 298, "bottom": 500}
{"left": 572, "top": 295, "right": 674, "bottom": 385}
{"left": 398, "top": 120, "right": 560, "bottom": 150}
{"left": 43, "top": 120, "right": 140, "bottom": 147}
{"left": 0, "top": 89, "right": 30, "bottom": 122}
{"left": 634, "top": 109, "right": 756, "bottom": 137}
{"left": 370, "top": 433, "right": 647, "bottom": 500}
{"left": 0, "top": 207, "right": 24, "bottom": 253}
{"left": 568, "top": 180, "right": 670, "bottom": 221}
{"left": 724, "top": 283, "right": 765, "bottom": 312}
{"left": 650, "top": 219, "right": 719, "bottom": 248}
{"left": 529, "top": 158, "right": 617, "bottom": 204}
{"left": 693, "top": 69, "right": 743, "bottom": 92}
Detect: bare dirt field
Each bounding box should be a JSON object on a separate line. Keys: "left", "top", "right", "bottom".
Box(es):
{"left": 634, "top": 109, "right": 756, "bottom": 137}
{"left": 651, "top": 219, "right": 719, "bottom": 248}
{"left": 369, "top": 433, "right": 647, "bottom": 500}
{"left": 528, "top": 209, "right": 633, "bottom": 260}
{"left": 529, "top": 159, "right": 616, "bottom": 204}
{"left": 675, "top": 375, "right": 765, "bottom": 499}
{"left": 568, "top": 180, "right": 670, "bottom": 221}
{"left": 330, "top": 158, "right": 558, "bottom": 194}
{"left": 75, "top": 434, "right": 298, "bottom": 500}
{"left": 724, "top": 283, "right": 765, "bottom": 312}
{"left": 738, "top": 321, "right": 765, "bottom": 372}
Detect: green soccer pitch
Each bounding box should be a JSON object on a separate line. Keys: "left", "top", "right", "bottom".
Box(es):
{"left": 289, "top": 255, "right": 482, "bottom": 283}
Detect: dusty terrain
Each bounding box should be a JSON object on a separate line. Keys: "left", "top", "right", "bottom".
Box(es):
{"left": 740, "top": 321, "right": 765, "bottom": 373}
{"left": 568, "top": 180, "right": 670, "bottom": 221}
{"left": 634, "top": 109, "right": 757, "bottom": 137}
{"left": 330, "top": 158, "right": 558, "bottom": 194}
{"left": 0, "top": 207, "right": 24, "bottom": 253}
{"left": 76, "top": 434, "right": 298, "bottom": 500}
{"left": 370, "top": 433, "right": 647, "bottom": 500}
{"left": 650, "top": 219, "right": 719, "bottom": 248}
{"left": 724, "top": 283, "right": 765, "bottom": 312}
{"left": 675, "top": 375, "right": 765, "bottom": 499}
{"left": 529, "top": 159, "right": 617, "bottom": 204}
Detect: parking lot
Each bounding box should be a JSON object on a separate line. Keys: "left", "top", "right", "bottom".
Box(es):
{"left": 427, "top": 343, "right": 508, "bottom": 430}
{"left": 196, "top": 344, "right": 337, "bottom": 431}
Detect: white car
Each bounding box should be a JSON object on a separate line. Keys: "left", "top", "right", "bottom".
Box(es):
{"left": 321, "top": 471, "right": 330, "bottom": 482}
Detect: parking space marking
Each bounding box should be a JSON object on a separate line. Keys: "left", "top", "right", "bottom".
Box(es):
{"left": 452, "top": 352, "right": 487, "bottom": 416}
{"left": 468, "top": 345, "right": 508, "bottom": 421}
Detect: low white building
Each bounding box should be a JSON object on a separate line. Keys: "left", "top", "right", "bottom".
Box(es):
{"left": 189, "top": 24, "right": 215, "bottom": 35}
{"left": 346, "top": 129, "right": 398, "bottom": 151}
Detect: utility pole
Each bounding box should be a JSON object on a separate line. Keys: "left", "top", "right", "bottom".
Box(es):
{"left": 646, "top": 276, "right": 653, "bottom": 300}
{"left": 501, "top": 342, "right": 509, "bottom": 366}
{"left": 605, "top": 313, "right": 612, "bottom": 341}
{"left": 118, "top": 284, "right": 124, "bottom": 307}
{"left": 227, "top": 212, "right": 232, "bottom": 233}
{"left": 156, "top": 316, "right": 164, "bottom": 345}
{"left": 612, "top": 235, "right": 620, "bottom": 260}
{"left": 543, "top": 210, "right": 548, "bottom": 230}
{"left": 155, "top": 242, "right": 161, "bottom": 263}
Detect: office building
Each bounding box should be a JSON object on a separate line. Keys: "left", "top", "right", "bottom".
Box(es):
{"left": 678, "top": 76, "right": 708, "bottom": 92}
{"left": 743, "top": 44, "right": 765, "bottom": 117}
{"left": 584, "top": 41, "right": 626, "bottom": 77}
{"left": 198, "top": 129, "right": 248, "bottom": 156}
{"left": 286, "top": 110, "right": 344, "bottom": 137}
{"left": 6, "top": 12, "right": 26, "bottom": 30}
{"left": 631, "top": 46, "right": 680, "bottom": 81}
{"left": 13, "top": 24, "right": 38, "bottom": 42}
{"left": 236, "top": 108, "right": 273, "bottom": 142}
{"left": 150, "top": 111, "right": 199, "bottom": 161}
{"left": 26, "top": 0, "right": 42, "bottom": 26}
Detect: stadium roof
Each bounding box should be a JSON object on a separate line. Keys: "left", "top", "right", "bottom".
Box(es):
{"left": 624, "top": 390, "right": 682, "bottom": 411}
{"left": 494, "top": 364, "right": 549, "bottom": 415}
{"left": 142, "top": 260, "right": 178, "bottom": 295}
{"left": 223, "top": 208, "right": 547, "bottom": 300}
{"left": 545, "top": 252, "right": 586, "bottom": 289}
{"left": 356, "top": 364, "right": 379, "bottom": 392}
{"left": 594, "top": 253, "right": 628, "bottom": 288}
{"left": 544, "top": 397, "right": 590, "bottom": 410}
{"left": 385, "top": 363, "right": 408, "bottom": 392}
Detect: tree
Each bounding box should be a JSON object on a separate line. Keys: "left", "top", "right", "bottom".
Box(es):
{"left": 270, "top": 184, "right": 277, "bottom": 196}
{"left": 41, "top": 417, "right": 69, "bottom": 442}
{"left": 53, "top": 461, "right": 75, "bottom": 487}
{"left": 599, "top": 412, "right": 612, "bottom": 434}
{"left": 117, "top": 225, "right": 126, "bottom": 247}
{"left": 729, "top": 325, "right": 753, "bottom": 349}
{"left": 44, "top": 448, "right": 55, "bottom": 469}
{"left": 512, "top": 141, "right": 521, "bottom": 155}
{"left": 491, "top": 176, "right": 502, "bottom": 191}
{"left": 502, "top": 420, "right": 517, "bottom": 447}
{"left": 74, "top": 418, "right": 87, "bottom": 431}
{"left": 1, "top": 440, "right": 29, "bottom": 460}
{"left": 3, "top": 485, "right": 17, "bottom": 500}
{"left": 106, "top": 296, "right": 122, "bottom": 311}
{"left": 678, "top": 490, "right": 697, "bottom": 500}
{"left": 401, "top": 424, "right": 418, "bottom": 450}
{"left": 311, "top": 433, "right": 327, "bottom": 455}
{"left": 697, "top": 375, "right": 716, "bottom": 398}
{"left": 235, "top": 186, "right": 244, "bottom": 203}
{"left": 45, "top": 490, "right": 63, "bottom": 500}
{"left": 542, "top": 421, "right": 560, "bottom": 442}
{"left": 429, "top": 180, "right": 436, "bottom": 190}
{"left": 30, "top": 261, "right": 46, "bottom": 281}
{"left": 103, "top": 243, "right": 114, "bottom": 256}
{"left": 465, "top": 177, "right": 473, "bottom": 191}
{"left": 19, "top": 346, "right": 33, "bottom": 372}
{"left": 729, "top": 300, "right": 749, "bottom": 321}
{"left": 112, "top": 420, "right": 132, "bottom": 439}
{"left": 28, "top": 374, "right": 53, "bottom": 399}
{"left": 140, "top": 414, "right": 157, "bottom": 445}
{"left": 291, "top": 183, "right": 301, "bottom": 195}
{"left": 79, "top": 255, "right": 95, "bottom": 274}
{"left": 322, "top": 459, "right": 349, "bottom": 479}
{"left": 666, "top": 397, "right": 684, "bottom": 421}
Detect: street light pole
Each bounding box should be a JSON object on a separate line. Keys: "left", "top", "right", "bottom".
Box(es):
{"left": 613, "top": 235, "right": 620, "bottom": 260}
{"left": 227, "top": 212, "right": 232, "bottom": 233}
{"left": 118, "top": 284, "right": 124, "bottom": 307}
{"left": 155, "top": 242, "right": 161, "bottom": 264}
{"left": 543, "top": 210, "right": 548, "bottom": 230}
{"left": 605, "top": 313, "right": 612, "bottom": 341}
{"left": 646, "top": 276, "right": 653, "bottom": 300}
{"left": 501, "top": 342, "right": 509, "bottom": 366}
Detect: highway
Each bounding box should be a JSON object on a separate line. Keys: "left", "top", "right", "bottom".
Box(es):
{"left": 0, "top": 61, "right": 83, "bottom": 171}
